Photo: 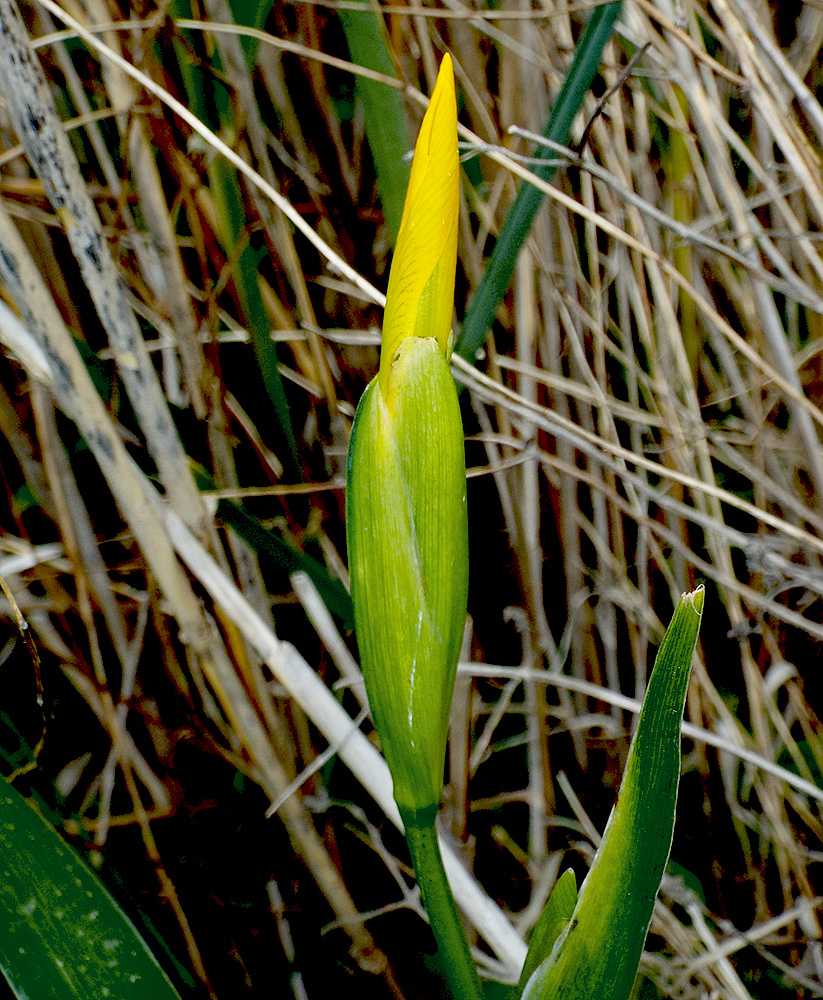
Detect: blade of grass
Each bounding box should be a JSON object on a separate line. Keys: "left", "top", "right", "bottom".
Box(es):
{"left": 339, "top": 0, "right": 411, "bottom": 244}
{"left": 167, "top": 0, "right": 299, "bottom": 471}
{"left": 225, "top": 0, "right": 273, "bottom": 70}
{"left": 455, "top": 1, "right": 623, "bottom": 364}
{"left": 212, "top": 155, "right": 300, "bottom": 472}
{"left": 35, "top": 0, "right": 384, "bottom": 309}
{"left": 206, "top": 484, "right": 354, "bottom": 630}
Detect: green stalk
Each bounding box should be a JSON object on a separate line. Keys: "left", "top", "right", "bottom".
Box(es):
{"left": 455, "top": 1, "right": 623, "bottom": 364}
{"left": 404, "top": 819, "right": 484, "bottom": 1000}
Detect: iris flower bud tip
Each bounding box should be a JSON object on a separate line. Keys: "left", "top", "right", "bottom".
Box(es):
{"left": 347, "top": 55, "right": 465, "bottom": 819}
{"left": 379, "top": 56, "right": 459, "bottom": 383}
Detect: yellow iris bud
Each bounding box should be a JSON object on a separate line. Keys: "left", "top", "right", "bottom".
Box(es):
{"left": 346, "top": 55, "right": 467, "bottom": 825}
{"left": 379, "top": 53, "right": 460, "bottom": 385}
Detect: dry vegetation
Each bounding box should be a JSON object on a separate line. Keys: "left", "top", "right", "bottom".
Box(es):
{"left": 0, "top": 0, "right": 822, "bottom": 997}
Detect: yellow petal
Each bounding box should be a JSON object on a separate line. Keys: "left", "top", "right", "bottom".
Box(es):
{"left": 379, "top": 54, "right": 459, "bottom": 388}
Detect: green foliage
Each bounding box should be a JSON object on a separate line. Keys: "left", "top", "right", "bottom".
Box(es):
{"left": 214, "top": 495, "right": 354, "bottom": 630}
{"left": 519, "top": 870, "right": 578, "bottom": 992}
{"left": 521, "top": 589, "right": 704, "bottom": 1000}
{"left": 226, "top": 0, "right": 273, "bottom": 69}
{"left": 338, "top": 1, "right": 411, "bottom": 244}
{"left": 0, "top": 783, "right": 181, "bottom": 1000}
{"left": 165, "top": 0, "right": 298, "bottom": 471}
{"left": 455, "top": 2, "right": 623, "bottom": 365}
{"left": 3, "top": 0, "right": 816, "bottom": 992}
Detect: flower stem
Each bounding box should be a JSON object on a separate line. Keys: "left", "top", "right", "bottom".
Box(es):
{"left": 404, "top": 817, "right": 484, "bottom": 1000}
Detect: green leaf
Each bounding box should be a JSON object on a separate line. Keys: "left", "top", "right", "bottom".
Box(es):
{"left": 522, "top": 587, "right": 704, "bottom": 1000}
{"left": 190, "top": 462, "right": 353, "bottom": 629}
{"left": 162, "top": 1, "right": 299, "bottom": 472}
{"left": 456, "top": 2, "right": 623, "bottom": 366}
{"left": 227, "top": 0, "right": 274, "bottom": 70}
{"left": 208, "top": 157, "right": 299, "bottom": 474}
{"left": 518, "top": 869, "right": 578, "bottom": 991}
{"left": 484, "top": 981, "right": 521, "bottom": 1000}
{"left": 0, "top": 783, "right": 181, "bottom": 999}
{"left": 214, "top": 497, "right": 353, "bottom": 631}
{"left": 338, "top": 2, "right": 410, "bottom": 244}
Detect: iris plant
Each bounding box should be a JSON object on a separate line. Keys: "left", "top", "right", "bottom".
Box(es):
{"left": 346, "top": 54, "right": 481, "bottom": 999}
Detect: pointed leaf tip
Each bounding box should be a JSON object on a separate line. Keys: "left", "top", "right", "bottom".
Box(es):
{"left": 686, "top": 584, "right": 705, "bottom": 615}
{"left": 521, "top": 590, "right": 704, "bottom": 1000}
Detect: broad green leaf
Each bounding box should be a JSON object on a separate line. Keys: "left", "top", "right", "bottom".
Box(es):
{"left": 518, "top": 869, "right": 578, "bottom": 991}
{"left": 0, "top": 783, "right": 181, "bottom": 999}
{"left": 523, "top": 587, "right": 704, "bottom": 1000}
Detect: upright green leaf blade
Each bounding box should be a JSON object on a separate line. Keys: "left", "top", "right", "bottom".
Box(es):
{"left": 0, "top": 784, "right": 181, "bottom": 1000}
{"left": 518, "top": 869, "right": 578, "bottom": 992}
{"left": 523, "top": 587, "right": 704, "bottom": 1000}
{"left": 455, "top": 2, "right": 623, "bottom": 365}
{"left": 338, "top": 2, "right": 410, "bottom": 244}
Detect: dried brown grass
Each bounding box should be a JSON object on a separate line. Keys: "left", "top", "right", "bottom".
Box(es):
{"left": 0, "top": 0, "right": 822, "bottom": 997}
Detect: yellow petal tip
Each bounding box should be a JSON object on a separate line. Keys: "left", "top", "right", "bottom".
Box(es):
{"left": 379, "top": 55, "right": 459, "bottom": 385}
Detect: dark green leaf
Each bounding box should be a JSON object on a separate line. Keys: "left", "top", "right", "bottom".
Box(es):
{"left": 522, "top": 587, "right": 704, "bottom": 1000}
{"left": 0, "top": 784, "right": 181, "bottom": 1000}
{"left": 456, "top": 2, "right": 623, "bottom": 365}
{"left": 339, "top": 2, "right": 410, "bottom": 243}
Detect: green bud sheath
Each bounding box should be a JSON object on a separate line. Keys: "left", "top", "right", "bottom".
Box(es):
{"left": 347, "top": 336, "right": 468, "bottom": 825}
